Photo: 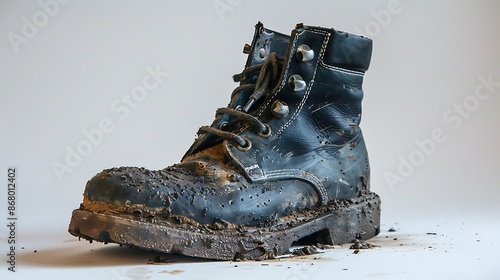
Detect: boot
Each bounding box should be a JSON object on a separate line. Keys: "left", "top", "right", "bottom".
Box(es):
{"left": 68, "top": 22, "right": 381, "bottom": 261}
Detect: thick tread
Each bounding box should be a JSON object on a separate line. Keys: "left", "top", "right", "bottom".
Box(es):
{"left": 68, "top": 192, "right": 380, "bottom": 260}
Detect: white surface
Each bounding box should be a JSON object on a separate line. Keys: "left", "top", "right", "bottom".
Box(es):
{"left": 1, "top": 0, "right": 500, "bottom": 279}
{"left": 8, "top": 217, "right": 500, "bottom": 280}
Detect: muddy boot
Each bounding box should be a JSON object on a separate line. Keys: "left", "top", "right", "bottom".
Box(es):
{"left": 68, "top": 22, "right": 381, "bottom": 261}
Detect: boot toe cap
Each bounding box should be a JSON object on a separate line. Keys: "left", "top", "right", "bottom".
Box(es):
{"left": 81, "top": 166, "right": 319, "bottom": 227}
{"left": 83, "top": 167, "right": 169, "bottom": 211}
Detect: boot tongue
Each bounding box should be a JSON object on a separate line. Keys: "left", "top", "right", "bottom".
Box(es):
{"left": 182, "top": 23, "right": 290, "bottom": 159}
{"left": 229, "top": 25, "right": 289, "bottom": 112}
{"left": 241, "top": 53, "right": 280, "bottom": 112}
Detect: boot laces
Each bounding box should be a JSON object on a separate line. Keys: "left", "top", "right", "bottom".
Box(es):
{"left": 198, "top": 53, "right": 283, "bottom": 150}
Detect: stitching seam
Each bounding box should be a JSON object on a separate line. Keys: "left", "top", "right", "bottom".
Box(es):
{"left": 274, "top": 28, "right": 330, "bottom": 138}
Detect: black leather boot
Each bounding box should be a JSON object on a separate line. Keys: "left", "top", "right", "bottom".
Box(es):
{"left": 69, "top": 22, "right": 381, "bottom": 260}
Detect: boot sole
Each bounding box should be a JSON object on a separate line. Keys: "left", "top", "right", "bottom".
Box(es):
{"left": 68, "top": 192, "right": 380, "bottom": 260}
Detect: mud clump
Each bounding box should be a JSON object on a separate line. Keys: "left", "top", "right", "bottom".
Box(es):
{"left": 349, "top": 239, "right": 378, "bottom": 250}
{"left": 291, "top": 245, "right": 322, "bottom": 256}
{"left": 147, "top": 255, "right": 174, "bottom": 264}
{"left": 314, "top": 243, "right": 335, "bottom": 250}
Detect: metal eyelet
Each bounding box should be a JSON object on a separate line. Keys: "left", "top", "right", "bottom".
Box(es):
{"left": 218, "top": 121, "right": 228, "bottom": 130}
{"left": 288, "top": 74, "right": 307, "bottom": 91}
{"left": 258, "top": 48, "right": 266, "bottom": 59}
{"left": 296, "top": 44, "right": 314, "bottom": 62}
{"left": 271, "top": 100, "right": 289, "bottom": 119}
{"left": 257, "top": 123, "right": 272, "bottom": 138}
{"left": 236, "top": 138, "right": 252, "bottom": 151}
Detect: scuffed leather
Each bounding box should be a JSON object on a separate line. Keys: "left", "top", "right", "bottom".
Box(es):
{"left": 226, "top": 25, "right": 372, "bottom": 202}
{"left": 184, "top": 22, "right": 291, "bottom": 157}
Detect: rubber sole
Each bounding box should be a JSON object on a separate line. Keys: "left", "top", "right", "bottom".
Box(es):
{"left": 68, "top": 192, "right": 380, "bottom": 260}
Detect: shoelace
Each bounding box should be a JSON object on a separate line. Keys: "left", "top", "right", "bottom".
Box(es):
{"left": 198, "top": 53, "right": 283, "bottom": 150}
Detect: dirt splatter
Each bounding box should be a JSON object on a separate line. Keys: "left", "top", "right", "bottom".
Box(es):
{"left": 159, "top": 269, "right": 184, "bottom": 275}
{"left": 147, "top": 255, "right": 174, "bottom": 264}
{"left": 291, "top": 245, "right": 322, "bottom": 256}
{"left": 349, "top": 239, "right": 378, "bottom": 249}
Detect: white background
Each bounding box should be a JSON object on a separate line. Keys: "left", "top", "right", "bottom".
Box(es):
{"left": 1, "top": 0, "right": 499, "bottom": 279}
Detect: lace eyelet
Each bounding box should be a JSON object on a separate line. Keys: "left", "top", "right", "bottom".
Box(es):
{"left": 296, "top": 44, "right": 314, "bottom": 62}
{"left": 258, "top": 48, "right": 266, "bottom": 59}
{"left": 257, "top": 123, "right": 272, "bottom": 138}
{"left": 271, "top": 100, "right": 289, "bottom": 119}
{"left": 218, "top": 121, "right": 228, "bottom": 131}
{"left": 288, "top": 74, "right": 307, "bottom": 91}
{"left": 236, "top": 138, "right": 252, "bottom": 151}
